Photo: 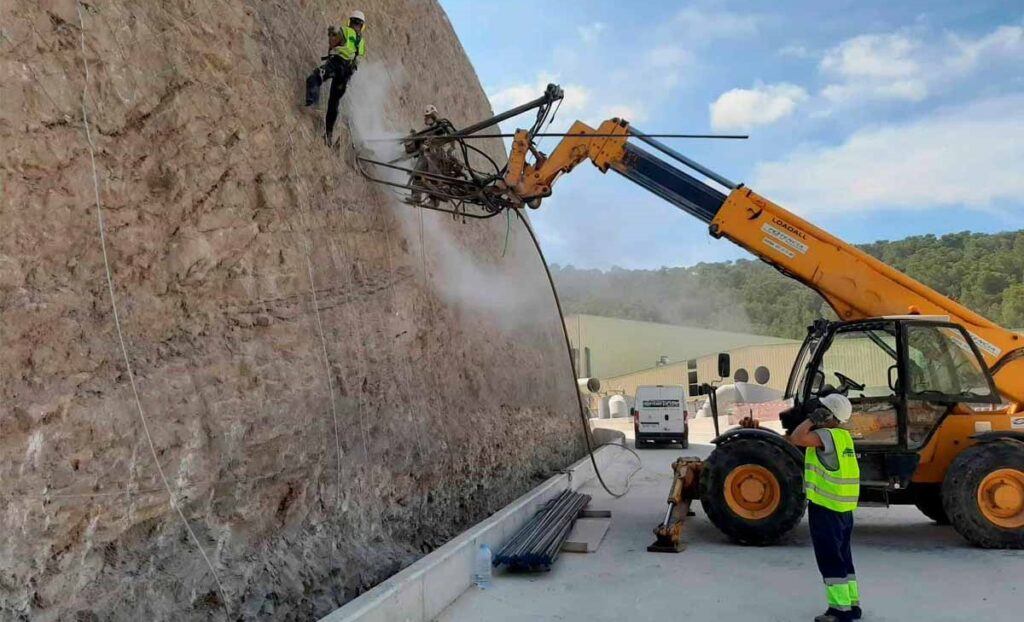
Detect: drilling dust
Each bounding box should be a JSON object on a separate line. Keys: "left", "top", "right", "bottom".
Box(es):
{"left": 346, "top": 61, "right": 557, "bottom": 330}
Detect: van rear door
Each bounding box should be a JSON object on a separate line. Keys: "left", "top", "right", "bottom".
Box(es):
{"left": 637, "top": 386, "right": 686, "bottom": 435}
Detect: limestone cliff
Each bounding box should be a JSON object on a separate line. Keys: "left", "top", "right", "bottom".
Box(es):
{"left": 0, "top": 1, "right": 581, "bottom": 619}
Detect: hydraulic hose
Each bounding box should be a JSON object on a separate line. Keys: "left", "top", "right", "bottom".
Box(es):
{"left": 514, "top": 211, "right": 640, "bottom": 498}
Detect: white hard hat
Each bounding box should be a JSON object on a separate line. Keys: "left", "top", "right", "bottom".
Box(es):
{"left": 350, "top": 10, "right": 365, "bottom": 22}
{"left": 819, "top": 393, "right": 853, "bottom": 423}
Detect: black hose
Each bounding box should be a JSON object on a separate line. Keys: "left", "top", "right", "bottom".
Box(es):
{"left": 514, "top": 210, "right": 637, "bottom": 498}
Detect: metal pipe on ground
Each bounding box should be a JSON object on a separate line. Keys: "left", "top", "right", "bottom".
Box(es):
{"left": 494, "top": 490, "right": 592, "bottom": 571}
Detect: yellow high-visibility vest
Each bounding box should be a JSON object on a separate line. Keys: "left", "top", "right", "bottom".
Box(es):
{"left": 805, "top": 428, "right": 860, "bottom": 512}
{"left": 331, "top": 25, "right": 366, "bottom": 61}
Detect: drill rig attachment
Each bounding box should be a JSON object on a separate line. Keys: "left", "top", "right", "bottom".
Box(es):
{"left": 354, "top": 84, "right": 565, "bottom": 219}
{"left": 648, "top": 457, "right": 703, "bottom": 553}
{"left": 355, "top": 82, "right": 743, "bottom": 224}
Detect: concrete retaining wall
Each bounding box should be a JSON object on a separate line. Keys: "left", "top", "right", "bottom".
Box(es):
{"left": 320, "top": 440, "right": 624, "bottom": 622}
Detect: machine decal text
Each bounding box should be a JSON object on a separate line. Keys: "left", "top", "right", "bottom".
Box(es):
{"left": 762, "top": 237, "right": 796, "bottom": 259}
{"left": 968, "top": 332, "right": 1002, "bottom": 358}
{"left": 770, "top": 217, "right": 808, "bottom": 240}
{"left": 762, "top": 223, "right": 809, "bottom": 254}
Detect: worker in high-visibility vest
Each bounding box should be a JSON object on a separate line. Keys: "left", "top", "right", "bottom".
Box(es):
{"left": 790, "top": 393, "right": 861, "bottom": 622}
{"left": 305, "top": 10, "right": 367, "bottom": 145}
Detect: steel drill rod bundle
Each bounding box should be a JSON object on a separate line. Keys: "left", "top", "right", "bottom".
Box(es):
{"left": 494, "top": 489, "right": 591, "bottom": 571}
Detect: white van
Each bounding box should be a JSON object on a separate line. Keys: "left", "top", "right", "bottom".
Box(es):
{"left": 632, "top": 385, "right": 688, "bottom": 448}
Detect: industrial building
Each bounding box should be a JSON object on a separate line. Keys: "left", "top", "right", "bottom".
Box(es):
{"left": 564, "top": 314, "right": 795, "bottom": 379}
{"left": 564, "top": 314, "right": 799, "bottom": 415}
{"left": 599, "top": 341, "right": 803, "bottom": 411}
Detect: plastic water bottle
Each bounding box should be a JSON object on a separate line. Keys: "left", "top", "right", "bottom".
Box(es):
{"left": 473, "top": 543, "right": 492, "bottom": 589}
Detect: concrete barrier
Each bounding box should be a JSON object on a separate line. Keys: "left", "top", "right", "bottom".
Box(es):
{"left": 320, "top": 437, "right": 626, "bottom": 622}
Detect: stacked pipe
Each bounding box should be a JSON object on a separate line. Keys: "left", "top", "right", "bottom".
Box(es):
{"left": 494, "top": 490, "right": 591, "bottom": 571}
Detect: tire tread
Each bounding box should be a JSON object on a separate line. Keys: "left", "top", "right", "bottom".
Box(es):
{"left": 942, "top": 441, "right": 1024, "bottom": 549}
{"left": 700, "top": 436, "right": 806, "bottom": 545}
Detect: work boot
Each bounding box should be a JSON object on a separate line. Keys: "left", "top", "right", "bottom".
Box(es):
{"left": 851, "top": 605, "right": 862, "bottom": 620}
{"left": 814, "top": 609, "right": 852, "bottom": 622}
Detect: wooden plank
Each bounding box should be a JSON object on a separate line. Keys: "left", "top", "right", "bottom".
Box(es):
{"left": 561, "top": 518, "right": 611, "bottom": 553}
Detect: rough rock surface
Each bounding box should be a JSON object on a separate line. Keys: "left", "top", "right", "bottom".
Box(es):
{"left": 0, "top": 1, "right": 581, "bottom": 619}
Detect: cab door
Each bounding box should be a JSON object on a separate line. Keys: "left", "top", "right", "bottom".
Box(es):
{"left": 807, "top": 321, "right": 903, "bottom": 448}
{"left": 900, "top": 320, "right": 1001, "bottom": 448}
{"left": 801, "top": 321, "right": 917, "bottom": 494}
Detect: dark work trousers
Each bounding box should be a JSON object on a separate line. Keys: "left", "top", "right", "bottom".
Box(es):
{"left": 808, "top": 502, "right": 858, "bottom": 619}
{"left": 305, "top": 56, "right": 354, "bottom": 140}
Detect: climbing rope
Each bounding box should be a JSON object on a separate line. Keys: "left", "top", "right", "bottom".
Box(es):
{"left": 76, "top": 2, "right": 230, "bottom": 613}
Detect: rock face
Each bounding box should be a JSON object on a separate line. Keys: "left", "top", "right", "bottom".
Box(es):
{"left": 0, "top": 1, "right": 581, "bottom": 619}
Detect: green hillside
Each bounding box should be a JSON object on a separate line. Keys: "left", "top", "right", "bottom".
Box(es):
{"left": 551, "top": 230, "right": 1024, "bottom": 340}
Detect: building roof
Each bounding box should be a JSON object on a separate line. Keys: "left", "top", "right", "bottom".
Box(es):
{"left": 564, "top": 314, "right": 798, "bottom": 378}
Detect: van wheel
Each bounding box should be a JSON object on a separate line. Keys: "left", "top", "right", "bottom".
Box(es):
{"left": 633, "top": 439, "right": 646, "bottom": 450}
{"left": 700, "top": 436, "right": 805, "bottom": 545}
{"left": 680, "top": 433, "right": 689, "bottom": 449}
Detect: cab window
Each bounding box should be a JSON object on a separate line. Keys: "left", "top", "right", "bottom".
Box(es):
{"left": 905, "top": 325, "right": 995, "bottom": 401}
{"left": 810, "top": 325, "right": 899, "bottom": 446}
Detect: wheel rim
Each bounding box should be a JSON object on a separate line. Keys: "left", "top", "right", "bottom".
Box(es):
{"left": 977, "top": 468, "right": 1024, "bottom": 529}
{"left": 724, "top": 464, "right": 781, "bottom": 520}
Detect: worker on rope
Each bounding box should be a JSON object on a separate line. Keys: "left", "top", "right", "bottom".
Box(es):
{"left": 789, "top": 393, "right": 862, "bottom": 622}
{"left": 305, "top": 10, "right": 367, "bottom": 145}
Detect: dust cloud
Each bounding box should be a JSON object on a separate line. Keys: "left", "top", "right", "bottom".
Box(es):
{"left": 345, "top": 62, "right": 556, "bottom": 330}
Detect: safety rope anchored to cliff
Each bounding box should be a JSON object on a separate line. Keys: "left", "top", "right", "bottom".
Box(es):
{"left": 75, "top": 2, "right": 231, "bottom": 614}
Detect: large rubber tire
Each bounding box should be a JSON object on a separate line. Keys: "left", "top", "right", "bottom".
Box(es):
{"left": 913, "top": 486, "right": 950, "bottom": 524}
{"left": 681, "top": 432, "right": 689, "bottom": 450}
{"left": 942, "top": 442, "right": 1024, "bottom": 549}
{"left": 700, "top": 436, "right": 806, "bottom": 545}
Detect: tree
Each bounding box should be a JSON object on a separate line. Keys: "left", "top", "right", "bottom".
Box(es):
{"left": 552, "top": 229, "right": 1024, "bottom": 339}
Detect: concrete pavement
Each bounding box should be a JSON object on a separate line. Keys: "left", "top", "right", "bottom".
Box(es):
{"left": 438, "top": 420, "right": 1022, "bottom": 622}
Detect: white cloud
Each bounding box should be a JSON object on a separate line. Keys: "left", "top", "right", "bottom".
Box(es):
{"left": 487, "top": 73, "right": 647, "bottom": 129}
{"left": 488, "top": 72, "right": 592, "bottom": 117}
{"left": 816, "top": 24, "right": 1024, "bottom": 106}
{"left": 673, "top": 8, "right": 758, "bottom": 42}
{"left": 750, "top": 96, "right": 1024, "bottom": 216}
{"left": 577, "top": 22, "right": 607, "bottom": 44}
{"left": 709, "top": 83, "right": 808, "bottom": 130}
{"left": 605, "top": 104, "right": 644, "bottom": 122}
{"left": 818, "top": 33, "right": 928, "bottom": 104}
{"left": 821, "top": 33, "right": 920, "bottom": 79}
{"left": 821, "top": 79, "right": 927, "bottom": 104}
{"left": 946, "top": 25, "right": 1024, "bottom": 72}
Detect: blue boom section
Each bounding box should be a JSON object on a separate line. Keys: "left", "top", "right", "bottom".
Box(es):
{"left": 610, "top": 142, "right": 727, "bottom": 224}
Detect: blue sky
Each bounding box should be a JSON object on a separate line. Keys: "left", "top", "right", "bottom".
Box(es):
{"left": 438, "top": 0, "right": 1024, "bottom": 269}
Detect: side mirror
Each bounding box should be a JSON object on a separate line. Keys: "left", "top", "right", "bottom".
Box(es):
{"left": 888, "top": 365, "right": 899, "bottom": 393}
{"left": 717, "top": 353, "right": 731, "bottom": 379}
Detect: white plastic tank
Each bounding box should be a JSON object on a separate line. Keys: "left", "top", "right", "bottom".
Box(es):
{"left": 608, "top": 394, "right": 629, "bottom": 419}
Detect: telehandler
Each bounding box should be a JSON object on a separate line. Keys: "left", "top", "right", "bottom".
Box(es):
{"left": 358, "top": 84, "right": 1024, "bottom": 549}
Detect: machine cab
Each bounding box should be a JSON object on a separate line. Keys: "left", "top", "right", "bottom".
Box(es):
{"left": 785, "top": 318, "right": 1001, "bottom": 494}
